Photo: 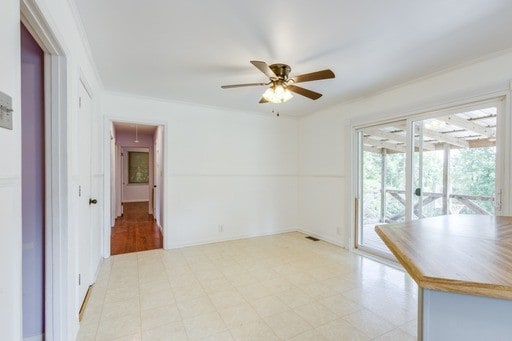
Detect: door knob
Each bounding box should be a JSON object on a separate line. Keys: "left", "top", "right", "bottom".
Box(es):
{"left": 89, "top": 198, "right": 98, "bottom": 205}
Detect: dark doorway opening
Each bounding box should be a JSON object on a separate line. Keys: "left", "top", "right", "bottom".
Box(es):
{"left": 21, "top": 22, "right": 45, "bottom": 339}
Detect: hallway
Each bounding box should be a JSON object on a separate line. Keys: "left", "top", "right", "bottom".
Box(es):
{"left": 111, "top": 202, "right": 163, "bottom": 255}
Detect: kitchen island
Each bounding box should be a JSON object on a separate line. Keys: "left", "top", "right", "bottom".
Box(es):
{"left": 376, "top": 215, "right": 512, "bottom": 341}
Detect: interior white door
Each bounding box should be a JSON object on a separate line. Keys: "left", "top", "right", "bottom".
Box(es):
{"left": 77, "top": 82, "right": 93, "bottom": 308}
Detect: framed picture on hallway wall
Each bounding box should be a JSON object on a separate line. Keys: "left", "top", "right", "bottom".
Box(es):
{"left": 128, "top": 151, "right": 149, "bottom": 183}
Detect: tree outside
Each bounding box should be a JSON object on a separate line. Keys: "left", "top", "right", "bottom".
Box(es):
{"left": 362, "top": 146, "right": 495, "bottom": 226}
{"left": 450, "top": 147, "right": 495, "bottom": 213}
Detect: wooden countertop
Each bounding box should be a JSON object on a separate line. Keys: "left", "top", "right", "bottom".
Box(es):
{"left": 375, "top": 215, "right": 512, "bottom": 300}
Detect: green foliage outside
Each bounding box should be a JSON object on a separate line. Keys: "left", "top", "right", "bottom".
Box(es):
{"left": 362, "top": 146, "right": 495, "bottom": 224}
{"left": 451, "top": 147, "right": 495, "bottom": 213}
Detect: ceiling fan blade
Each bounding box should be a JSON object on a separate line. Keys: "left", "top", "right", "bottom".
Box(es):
{"left": 289, "top": 69, "right": 335, "bottom": 83}
{"left": 221, "top": 82, "right": 267, "bottom": 89}
{"left": 287, "top": 85, "right": 322, "bottom": 100}
{"left": 250, "top": 61, "right": 277, "bottom": 78}
{"left": 259, "top": 97, "right": 269, "bottom": 104}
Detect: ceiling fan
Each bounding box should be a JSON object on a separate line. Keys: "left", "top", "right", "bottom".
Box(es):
{"left": 221, "top": 61, "right": 335, "bottom": 104}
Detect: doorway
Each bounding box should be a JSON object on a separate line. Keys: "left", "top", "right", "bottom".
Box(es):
{"left": 356, "top": 100, "right": 502, "bottom": 256}
{"left": 109, "top": 122, "right": 164, "bottom": 255}
{"left": 20, "top": 1, "right": 77, "bottom": 339}
{"left": 21, "top": 22, "right": 45, "bottom": 340}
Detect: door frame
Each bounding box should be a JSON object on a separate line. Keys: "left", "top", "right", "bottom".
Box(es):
{"left": 349, "top": 90, "right": 512, "bottom": 259}
{"left": 21, "top": 0, "right": 68, "bottom": 340}
{"left": 103, "top": 117, "right": 168, "bottom": 257}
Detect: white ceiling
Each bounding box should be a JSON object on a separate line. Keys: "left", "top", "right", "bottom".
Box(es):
{"left": 113, "top": 122, "right": 157, "bottom": 136}
{"left": 75, "top": 0, "right": 512, "bottom": 116}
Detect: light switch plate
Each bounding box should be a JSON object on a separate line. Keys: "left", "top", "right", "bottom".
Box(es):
{"left": 0, "top": 91, "right": 13, "bottom": 130}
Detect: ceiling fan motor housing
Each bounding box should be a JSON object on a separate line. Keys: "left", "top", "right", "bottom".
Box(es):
{"left": 269, "top": 63, "right": 291, "bottom": 80}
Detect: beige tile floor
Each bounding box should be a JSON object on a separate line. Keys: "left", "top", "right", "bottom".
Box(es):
{"left": 77, "top": 232, "right": 418, "bottom": 340}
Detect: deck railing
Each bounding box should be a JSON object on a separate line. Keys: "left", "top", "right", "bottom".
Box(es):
{"left": 363, "top": 189, "right": 494, "bottom": 223}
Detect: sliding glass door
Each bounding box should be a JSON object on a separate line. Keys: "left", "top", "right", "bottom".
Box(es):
{"left": 411, "top": 105, "right": 498, "bottom": 220}
{"left": 356, "top": 100, "right": 502, "bottom": 256}
{"left": 357, "top": 120, "right": 407, "bottom": 254}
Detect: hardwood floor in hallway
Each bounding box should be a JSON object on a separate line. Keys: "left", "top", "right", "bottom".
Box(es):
{"left": 111, "top": 201, "right": 163, "bottom": 255}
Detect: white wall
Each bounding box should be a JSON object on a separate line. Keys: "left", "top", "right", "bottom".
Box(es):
{"left": 298, "top": 49, "right": 512, "bottom": 248}
{"left": 0, "top": 0, "right": 103, "bottom": 339}
{"left": 298, "top": 110, "right": 348, "bottom": 246}
{"left": 103, "top": 93, "right": 299, "bottom": 248}
{"left": 123, "top": 183, "right": 150, "bottom": 202}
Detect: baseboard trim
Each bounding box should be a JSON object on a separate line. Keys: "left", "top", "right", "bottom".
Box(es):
{"left": 166, "top": 228, "right": 350, "bottom": 250}
{"left": 167, "top": 228, "right": 297, "bottom": 249}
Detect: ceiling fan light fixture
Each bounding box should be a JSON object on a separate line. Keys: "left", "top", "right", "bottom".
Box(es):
{"left": 262, "top": 84, "right": 293, "bottom": 103}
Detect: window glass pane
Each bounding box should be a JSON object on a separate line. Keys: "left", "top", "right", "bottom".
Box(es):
{"left": 450, "top": 146, "right": 496, "bottom": 214}
{"left": 412, "top": 106, "right": 497, "bottom": 219}
{"left": 358, "top": 120, "right": 406, "bottom": 254}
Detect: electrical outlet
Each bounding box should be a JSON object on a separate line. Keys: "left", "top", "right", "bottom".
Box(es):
{"left": 336, "top": 226, "right": 342, "bottom": 235}
{"left": 218, "top": 225, "right": 223, "bottom": 232}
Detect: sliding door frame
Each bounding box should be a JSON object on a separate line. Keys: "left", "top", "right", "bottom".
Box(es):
{"left": 349, "top": 91, "right": 511, "bottom": 259}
